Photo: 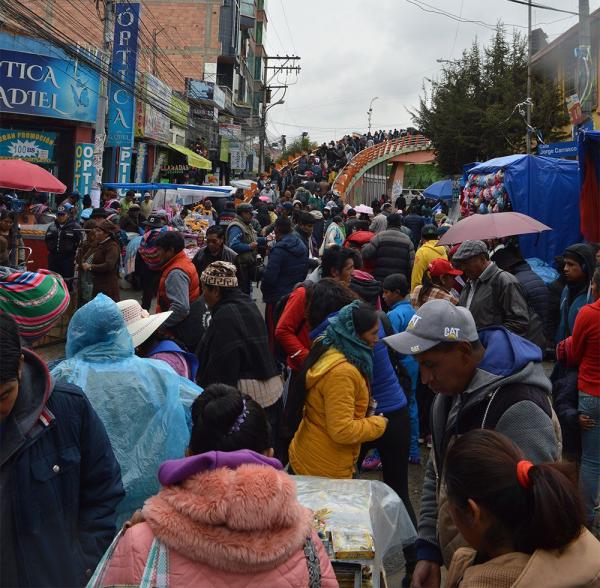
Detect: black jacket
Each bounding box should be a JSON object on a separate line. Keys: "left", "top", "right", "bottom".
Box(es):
{"left": 361, "top": 227, "right": 415, "bottom": 283}
{"left": 45, "top": 219, "right": 82, "bottom": 256}
{"left": 511, "top": 260, "right": 550, "bottom": 324}
{"left": 0, "top": 350, "right": 123, "bottom": 587}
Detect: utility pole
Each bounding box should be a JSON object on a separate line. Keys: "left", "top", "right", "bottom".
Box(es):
{"left": 367, "top": 96, "right": 378, "bottom": 134}
{"left": 526, "top": 0, "right": 532, "bottom": 154}
{"left": 258, "top": 55, "right": 301, "bottom": 173}
{"left": 579, "top": 0, "right": 592, "bottom": 123}
{"left": 92, "top": 0, "right": 114, "bottom": 204}
{"left": 281, "top": 134, "right": 286, "bottom": 153}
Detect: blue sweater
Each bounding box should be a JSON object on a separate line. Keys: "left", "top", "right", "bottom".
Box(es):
{"left": 387, "top": 300, "right": 419, "bottom": 390}
{"left": 311, "top": 313, "right": 407, "bottom": 414}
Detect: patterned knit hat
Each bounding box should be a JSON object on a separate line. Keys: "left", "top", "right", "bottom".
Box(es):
{"left": 200, "top": 261, "right": 238, "bottom": 288}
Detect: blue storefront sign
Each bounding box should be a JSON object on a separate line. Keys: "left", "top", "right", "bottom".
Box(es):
{"left": 117, "top": 147, "right": 133, "bottom": 188}
{"left": 0, "top": 129, "right": 57, "bottom": 163}
{"left": 537, "top": 141, "right": 578, "bottom": 158}
{"left": 106, "top": 2, "right": 141, "bottom": 148}
{"left": 73, "top": 143, "right": 96, "bottom": 195}
{"left": 0, "top": 47, "right": 99, "bottom": 123}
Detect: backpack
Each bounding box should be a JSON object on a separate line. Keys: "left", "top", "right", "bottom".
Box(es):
{"left": 272, "top": 280, "right": 314, "bottom": 364}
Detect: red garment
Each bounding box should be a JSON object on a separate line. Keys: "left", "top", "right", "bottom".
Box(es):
{"left": 157, "top": 250, "right": 200, "bottom": 313}
{"left": 274, "top": 286, "right": 311, "bottom": 371}
{"left": 564, "top": 299, "right": 600, "bottom": 396}
{"left": 580, "top": 152, "right": 600, "bottom": 242}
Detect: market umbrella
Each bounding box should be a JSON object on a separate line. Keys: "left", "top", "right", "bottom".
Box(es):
{"left": 354, "top": 204, "right": 374, "bottom": 215}
{"left": 0, "top": 160, "right": 67, "bottom": 193}
{"left": 258, "top": 195, "right": 271, "bottom": 202}
{"left": 437, "top": 211, "right": 551, "bottom": 246}
{"left": 423, "top": 179, "right": 453, "bottom": 200}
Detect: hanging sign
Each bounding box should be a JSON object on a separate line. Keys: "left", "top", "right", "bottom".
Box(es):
{"left": 0, "top": 129, "right": 57, "bottom": 162}
{"left": 73, "top": 142, "right": 96, "bottom": 194}
{"left": 106, "top": 2, "right": 141, "bottom": 147}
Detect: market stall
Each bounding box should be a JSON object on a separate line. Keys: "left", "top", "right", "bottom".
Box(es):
{"left": 295, "top": 476, "right": 416, "bottom": 588}
{"left": 577, "top": 129, "right": 600, "bottom": 243}
{"left": 461, "top": 154, "right": 581, "bottom": 263}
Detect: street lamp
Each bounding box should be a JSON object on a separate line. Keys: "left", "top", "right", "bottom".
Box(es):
{"left": 367, "top": 96, "right": 378, "bottom": 134}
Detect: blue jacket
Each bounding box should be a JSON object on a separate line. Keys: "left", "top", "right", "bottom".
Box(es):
{"left": 311, "top": 313, "right": 407, "bottom": 414}
{"left": 387, "top": 299, "right": 419, "bottom": 390}
{"left": 261, "top": 232, "right": 309, "bottom": 304}
{"left": 1, "top": 349, "right": 124, "bottom": 587}
{"left": 556, "top": 284, "right": 593, "bottom": 343}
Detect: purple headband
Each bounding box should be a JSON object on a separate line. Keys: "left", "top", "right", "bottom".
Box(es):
{"left": 227, "top": 398, "right": 249, "bottom": 435}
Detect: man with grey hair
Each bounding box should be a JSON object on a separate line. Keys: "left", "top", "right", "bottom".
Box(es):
{"left": 452, "top": 240, "right": 542, "bottom": 346}
{"left": 384, "top": 299, "right": 559, "bottom": 588}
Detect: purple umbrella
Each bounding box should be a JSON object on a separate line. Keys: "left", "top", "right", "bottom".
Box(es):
{"left": 437, "top": 212, "right": 551, "bottom": 246}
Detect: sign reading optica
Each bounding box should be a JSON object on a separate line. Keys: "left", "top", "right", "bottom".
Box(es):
{"left": 0, "top": 129, "right": 57, "bottom": 163}
{"left": 73, "top": 142, "right": 96, "bottom": 194}
{"left": 106, "top": 2, "right": 141, "bottom": 148}
{"left": 537, "top": 141, "right": 578, "bottom": 158}
{"left": 0, "top": 48, "right": 99, "bottom": 123}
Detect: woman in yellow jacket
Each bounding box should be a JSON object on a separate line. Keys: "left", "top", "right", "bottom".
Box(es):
{"left": 410, "top": 224, "right": 447, "bottom": 291}
{"left": 289, "top": 301, "right": 388, "bottom": 478}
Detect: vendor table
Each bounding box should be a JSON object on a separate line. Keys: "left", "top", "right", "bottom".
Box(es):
{"left": 294, "top": 476, "right": 417, "bottom": 588}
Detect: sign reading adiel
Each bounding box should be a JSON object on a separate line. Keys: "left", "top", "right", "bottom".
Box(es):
{"left": 106, "top": 2, "right": 141, "bottom": 148}
{"left": 0, "top": 48, "right": 99, "bottom": 122}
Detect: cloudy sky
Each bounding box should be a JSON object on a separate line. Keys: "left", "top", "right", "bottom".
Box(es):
{"left": 264, "top": 0, "right": 598, "bottom": 145}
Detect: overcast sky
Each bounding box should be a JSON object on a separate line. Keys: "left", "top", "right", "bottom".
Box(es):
{"left": 264, "top": 0, "right": 598, "bottom": 145}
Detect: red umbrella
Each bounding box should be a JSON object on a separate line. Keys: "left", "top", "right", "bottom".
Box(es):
{"left": 437, "top": 212, "right": 551, "bottom": 246}
{"left": 0, "top": 160, "right": 67, "bottom": 193}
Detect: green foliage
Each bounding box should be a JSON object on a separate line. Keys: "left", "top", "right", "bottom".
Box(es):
{"left": 411, "top": 25, "right": 569, "bottom": 174}
{"left": 403, "top": 163, "right": 443, "bottom": 189}
{"left": 277, "top": 134, "right": 318, "bottom": 162}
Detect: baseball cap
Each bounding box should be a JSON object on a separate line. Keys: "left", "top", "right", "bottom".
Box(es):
{"left": 452, "top": 240, "right": 488, "bottom": 262}
{"left": 144, "top": 213, "right": 167, "bottom": 228}
{"left": 383, "top": 299, "right": 478, "bottom": 355}
{"left": 428, "top": 258, "right": 463, "bottom": 277}
{"left": 56, "top": 203, "right": 73, "bottom": 213}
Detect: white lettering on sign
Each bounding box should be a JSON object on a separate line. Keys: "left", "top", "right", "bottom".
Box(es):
{"left": 0, "top": 87, "right": 67, "bottom": 115}
{"left": 0, "top": 61, "right": 60, "bottom": 88}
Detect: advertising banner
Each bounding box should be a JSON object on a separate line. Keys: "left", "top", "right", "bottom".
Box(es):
{"left": 188, "top": 79, "right": 214, "bottom": 101}
{"left": 134, "top": 141, "right": 147, "bottom": 183}
{"left": 230, "top": 141, "right": 245, "bottom": 170}
{"left": 219, "top": 123, "right": 242, "bottom": 139}
{"left": 0, "top": 48, "right": 99, "bottom": 122}
{"left": 73, "top": 142, "right": 96, "bottom": 194}
{"left": 170, "top": 94, "right": 189, "bottom": 127}
{"left": 219, "top": 137, "right": 230, "bottom": 162}
{"left": 0, "top": 129, "right": 57, "bottom": 163}
{"left": 107, "top": 2, "right": 141, "bottom": 148}
{"left": 143, "top": 73, "right": 171, "bottom": 142}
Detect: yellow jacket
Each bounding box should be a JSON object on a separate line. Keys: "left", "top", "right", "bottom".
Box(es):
{"left": 289, "top": 348, "right": 387, "bottom": 479}
{"left": 410, "top": 240, "right": 448, "bottom": 291}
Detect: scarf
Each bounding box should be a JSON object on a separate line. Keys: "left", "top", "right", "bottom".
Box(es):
{"left": 322, "top": 300, "right": 373, "bottom": 380}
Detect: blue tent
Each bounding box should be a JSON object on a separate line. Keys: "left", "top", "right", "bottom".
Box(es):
{"left": 469, "top": 155, "right": 580, "bottom": 263}
{"left": 423, "top": 179, "right": 453, "bottom": 199}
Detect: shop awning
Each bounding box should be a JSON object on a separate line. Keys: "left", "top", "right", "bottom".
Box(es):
{"left": 168, "top": 143, "right": 212, "bottom": 170}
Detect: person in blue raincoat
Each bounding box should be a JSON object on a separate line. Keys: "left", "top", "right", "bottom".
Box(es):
{"left": 51, "top": 294, "right": 202, "bottom": 524}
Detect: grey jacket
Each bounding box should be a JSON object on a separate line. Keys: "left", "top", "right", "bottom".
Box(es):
{"left": 459, "top": 262, "right": 530, "bottom": 336}
{"left": 416, "top": 328, "right": 559, "bottom": 566}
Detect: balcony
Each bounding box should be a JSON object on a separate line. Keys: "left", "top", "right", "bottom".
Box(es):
{"left": 240, "top": 0, "right": 255, "bottom": 29}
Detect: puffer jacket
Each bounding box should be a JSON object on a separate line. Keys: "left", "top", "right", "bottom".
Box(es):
{"left": 289, "top": 348, "right": 387, "bottom": 478}
{"left": 446, "top": 528, "right": 600, "bottom": 588}
{"left": 45, "top": 218, "right": 82, "bottom": 255}
{"left": 511, "top": 260, "right": 550, "bottom": 324}
{"left": 361, "top": 227, "right": 415, "bottom": 283}
{"left": 411, "top": 240, "right": 448, "bottom": 291}
{"left": 261, "top": 232, "right": 309, "bottom": 304}
{"left": 101, "top": 450, "right": 338, "bottom": 588}
{"left": 416, "top": 328, "right": 559, "bottom": 567}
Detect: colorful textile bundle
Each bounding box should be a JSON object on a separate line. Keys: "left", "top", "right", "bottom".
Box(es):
{"left": 461, "top": 170, "right": 511, "bottom": 216}
{"left": 138, "top": 226, "right": 175, "bottom": 270}
{"left": 0, "top": 268, "right": 70, "bottom": 341}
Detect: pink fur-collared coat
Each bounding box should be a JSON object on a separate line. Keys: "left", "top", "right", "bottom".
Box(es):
{"left": 101, "top": 463, "right": 338, "bottom": 587}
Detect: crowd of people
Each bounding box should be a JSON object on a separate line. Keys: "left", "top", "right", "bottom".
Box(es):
{"left": 1, "top": 164, "right": 600, "bottom": 588}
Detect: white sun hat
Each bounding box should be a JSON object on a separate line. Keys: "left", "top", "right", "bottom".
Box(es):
{"left": 116, "top": 299, "right": 172, "bottom": 348}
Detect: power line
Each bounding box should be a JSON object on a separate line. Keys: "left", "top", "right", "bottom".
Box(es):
{"left": 504, "top": 0, "right": 579, "bottom": 16}
{"left": 278, "top": 0, "right": 297, "bottom": 54}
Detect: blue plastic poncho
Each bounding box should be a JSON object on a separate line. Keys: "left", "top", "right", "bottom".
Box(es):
{"left": 51, "top": 294, "right": 202, "bottom": 522}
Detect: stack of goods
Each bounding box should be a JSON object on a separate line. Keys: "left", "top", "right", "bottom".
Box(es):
{"left": 0, "top": 267, "right": 70, "bottom": 342}
{"left": 461, "top": 170, "right": 511, "bottom": 217}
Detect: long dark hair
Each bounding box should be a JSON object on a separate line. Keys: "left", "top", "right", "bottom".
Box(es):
{"left": 307, "top": 278, "right": 357, "bottom": 329}
{"left": 445, "top": 430, "right": 585, "bottom": 554}
{"left": 417, "top": 271, "right": 444, "bottom": 307}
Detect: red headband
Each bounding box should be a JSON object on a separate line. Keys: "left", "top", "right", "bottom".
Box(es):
{"left": 516, "top": 460, "right": 534, "bottom": 489}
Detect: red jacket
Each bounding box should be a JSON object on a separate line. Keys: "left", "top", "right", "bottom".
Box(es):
{"left": 157, "top": 251, "right": 200, "bottom": 314}
{"left": 559, "top": 299, "right": 600, "bottom": 396}
{"left": 274, "top": 286, "right": 311, "bottom": 371}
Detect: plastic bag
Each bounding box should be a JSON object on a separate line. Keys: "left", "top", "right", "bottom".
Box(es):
{"left": 51, "top": 294, "right": 202, "bottom": 523}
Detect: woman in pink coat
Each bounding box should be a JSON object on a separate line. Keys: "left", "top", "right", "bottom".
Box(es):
{"left": 99, "top": 383, "right": 338, "bottom": 588}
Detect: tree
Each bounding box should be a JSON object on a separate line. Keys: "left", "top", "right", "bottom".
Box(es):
{"left": 411, "top": 25, "right": 569, "bottom": 174}
{"left": 277, "top": 134, "right": 317, "bottom": 163}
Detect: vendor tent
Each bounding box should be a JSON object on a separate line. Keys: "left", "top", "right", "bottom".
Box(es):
{"left": 577, "top": 130, "right": 600, "bottom": 242}
{"left": 468, "top": 155, "right": 580, "bottom": 263}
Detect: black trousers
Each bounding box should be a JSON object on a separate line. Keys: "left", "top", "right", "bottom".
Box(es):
{"left": 359, "top": 406, "right": 417, "bottom": 527}
{"left": 48, "top": 253, "right": 76, "bottom": 291}
{"left": 135, "top": 253, "right": 161, "bottom": 311}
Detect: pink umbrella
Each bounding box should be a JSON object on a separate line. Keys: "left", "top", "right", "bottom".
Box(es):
{"left": 258, "top": 195, "right": 271, "bottom": 202}
{"left": 437, "top": 212, "right": 551, "bottom": 246}
{"left": 0, "top": 160, "right": 67, "bottom": 193}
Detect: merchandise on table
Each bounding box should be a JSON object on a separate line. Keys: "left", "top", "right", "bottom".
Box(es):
{"left": 461, "top": 169, "right": 511, "bottom": 216}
